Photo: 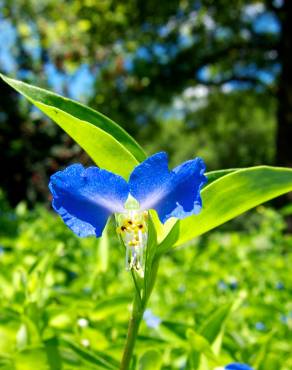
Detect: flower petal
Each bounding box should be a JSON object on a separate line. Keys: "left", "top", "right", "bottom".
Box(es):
{"left": 49, "top": 164, "right": 129, "bottom": 237}
{"left": 129, "top": 152, "right": 207, "bottom": 223}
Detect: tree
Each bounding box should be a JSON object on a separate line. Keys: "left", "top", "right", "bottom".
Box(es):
{"left": 0, "top": 0, "right": 291, "bottom": 204}
{"left": 127, "top": 0, "right": 289, "bottom": 168}
{"left": 276, "top": 0, "right": 292, "bottom": 168}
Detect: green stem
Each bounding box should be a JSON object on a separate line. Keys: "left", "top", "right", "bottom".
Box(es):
{"left": 120, "top": 257, "right": 161, "bottom": 370}
{"left": 120, "top": 205, "right": 162, "bottom": 370}
{"left": 119, "top": 293, "right": 144, "bottom": 370}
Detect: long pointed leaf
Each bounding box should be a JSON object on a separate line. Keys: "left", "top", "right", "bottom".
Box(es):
{"left": 0, "top": 74, "right": 146, "bottom": 178}
{"left": 175, "top": 166, "right": 292, "bottom": 246}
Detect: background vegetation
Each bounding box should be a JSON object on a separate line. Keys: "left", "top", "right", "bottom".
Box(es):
{"left": 0, "top": 0, "right": 291, "bottom": 369}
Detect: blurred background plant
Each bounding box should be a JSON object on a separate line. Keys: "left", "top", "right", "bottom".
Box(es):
{"left": 0, "top": 191, "right": 291, "bottom": 369}
{"left": 0, "top": 0, "right": 292, "bottom": 369}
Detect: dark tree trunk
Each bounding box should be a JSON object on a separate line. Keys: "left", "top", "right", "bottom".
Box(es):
{"left": 276, "top": 0, "right": 292, "bottom": 169}
{"left": 0, "top": 80, "right": 28, "bottom": 205}
{"left": 276, "top": 0, "right": 292, "bottom": 227}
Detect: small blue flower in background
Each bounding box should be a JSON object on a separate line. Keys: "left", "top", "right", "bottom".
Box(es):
{"left": 229, "top": 278, "right": 238, "bottom": 290}
{"left": 49, "top": 152, "right": 206, "bottom": 272}
{"left": 218, "top": 280, "right": 228, "bottom": 291}
{"left": 275, "top": 281, "right": 284, "bottom": 290}
{"left": 255, "top": 321, "right": 266, "bottom": 331}
{"left": 143, "top": 309, "right": 161, "bottom": 329}
{"left": 215, "top": 364, "right": 253, "bottom": 370}
{"left": 280, "top": 314, "right": 288, "bottom": 324}
{"left": 49, "top": 152, "right": 207, "bottom": 237}
{"left": 225, "top": 364, "right": 253, "bottom": 370}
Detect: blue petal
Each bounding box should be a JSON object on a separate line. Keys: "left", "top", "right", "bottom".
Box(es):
{"left": 129, "top": 152, "right": 207, "bottom": 223}
{"left": 49, "top": 164, "right": 129, "bottom": 237}
{"left": 225, "top": 364, "right": 253, "bottom": 370}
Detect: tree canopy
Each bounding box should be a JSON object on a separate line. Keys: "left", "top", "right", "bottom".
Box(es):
{"left": 0, "top": 0, "right": 291, "bottom": 205}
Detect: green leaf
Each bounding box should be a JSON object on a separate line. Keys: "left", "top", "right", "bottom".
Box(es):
{"left": 60, "top": 338, "right": 119, "bottom": 370}
{"left": 90, "top": 296, "right": 130, "bottom": 321}
{"left": 258, "top": 353, "right": 281, "bottom": 370}
{"left": 16, "top": 324, "right": 28, "bottom": 351}
{"left": 96, "top": 222, "right": 110, "bottom": 273}
{"left": 0, "top": 356, "right": 13, "bottom": 370}
{"left": 198, "top": 303, "right": 233, "bottom": 344}
{"left": 0, "top": 74, "right": 146, "bottom": 179}
{"left": 156, "top": 322, "right": 186, "bottom": 347}
{"left": 161, "top": 321, "right": 190, "bottom": 340}
{"left": 144, "top": 215, "right": 158, "bottom": 301}
{"left": 156, "top": 221, "right": 179, "bottom": 255}
{"left": 205, "top": 168, "right": 240, "bottom": 185}
{"left": 14, "top": 348, "right": 50, "bottom": 370}
{"left": 139, "top": 349, "right": 162, "bottom": 370}
{"left": 253, "top": 330, "right": 276, "bottom": 370}
{"left": 44, "top": 338, "right": 62, "bottom": 370}
{"left": 186, "top": 304, "right": 233, "bottom": 370}
{"left": 186, "top": 329, "right": 218, "bottom": 362}
{"left": 175, "top": 166, "right": 292, "bottom": 246}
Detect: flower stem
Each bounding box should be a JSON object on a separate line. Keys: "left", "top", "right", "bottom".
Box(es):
{"left": 119, "top": 293, "right": 144, "bottom": 370}
{"left": 120, "top": 256, "right": 161, "bottom": 370}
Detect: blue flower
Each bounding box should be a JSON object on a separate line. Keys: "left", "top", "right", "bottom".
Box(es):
{"left": 255, "top": 321, "right": 266, "bottom": 331}
{"left": 143, "top": 309, "right": 161, "bottom": 329}
{"left": 49, "top": 152, "right": 206, "bottom": 238}
{"left": 225, "top": 364, "right": 253, "bottom": 370}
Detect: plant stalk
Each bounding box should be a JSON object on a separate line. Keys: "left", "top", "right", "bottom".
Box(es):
{"left": 119, "top": 293, "right": 144, "bottom": 370}
{"left": 120, "top": 211, "right": 161, "bottom": 370}
{"left": 120, "top": 257, "right": 161, "bottom": 370}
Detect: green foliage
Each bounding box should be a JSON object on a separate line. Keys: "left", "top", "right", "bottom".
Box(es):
{"left": 144, "top": 91, "right": 276, "bottom": 169}
{"left": 139, "top": 350, "right": 162, "bottom": 370}
{"left": 0, "top": 195, "right": 291, "bottom": 369}
{"left": 3, "top": 77, "right": 292, "bottom": 370}
{"left": 0, "top": 1, "right": 291, "bottom": 368}
{"left": 1, "top": 76, "right": 292, "bottom": 370}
